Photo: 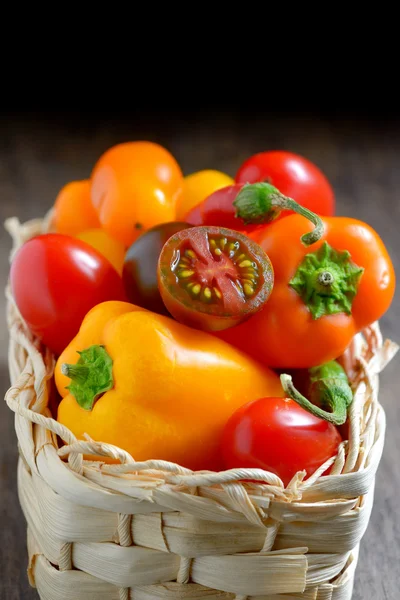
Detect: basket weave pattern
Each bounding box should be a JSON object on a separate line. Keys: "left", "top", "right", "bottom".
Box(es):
{"left": 4, "top": 215, "right": 399, "bottom": 600}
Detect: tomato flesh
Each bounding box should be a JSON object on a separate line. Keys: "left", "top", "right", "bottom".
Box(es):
{"left": 221, "top": 396, "right": 342, "bottom": 486}
{"left": 157, "top": 225, "right": 274, "bottom": 331}
{"left": 123, "top": 222, "right": 192, "bottom": 316}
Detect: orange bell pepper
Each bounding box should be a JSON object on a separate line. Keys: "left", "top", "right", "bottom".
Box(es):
{"left": 55, "top": 301, "right": 283, "bottom": 471}
{"left": 218, "top": 183, "right": 396, "bottom": 368}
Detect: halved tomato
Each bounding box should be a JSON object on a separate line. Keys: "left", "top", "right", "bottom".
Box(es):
{"left": 157, "top": 225, "right": 274, "bottom": 331}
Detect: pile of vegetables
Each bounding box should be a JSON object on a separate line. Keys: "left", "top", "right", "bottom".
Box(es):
{"left": 9, "top": 142, "right": 396, "bottom": 486}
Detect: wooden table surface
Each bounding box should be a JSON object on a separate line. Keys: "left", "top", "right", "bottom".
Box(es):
{"left": 0, "top": 112, "right": 399, "bottom": 599}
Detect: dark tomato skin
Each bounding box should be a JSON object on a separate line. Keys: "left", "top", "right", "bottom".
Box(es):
{"left": 235, "top": 150, "right": 335, "bottom": 218}
{"left": 10, "top": 233, "right": 127, "bottom": 356}
{"left": 122, "top": 222, "right": 193, "bottom": 316}
{"left": 221, "top": 396, "right": 342, "bottom": 486}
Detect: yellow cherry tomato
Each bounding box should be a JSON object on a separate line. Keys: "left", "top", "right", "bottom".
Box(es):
{"left": 76, "top": 229, "right": 126, "bottom": 275}
{"left": 176, "top": 169, "right": 234, "bottom": 219}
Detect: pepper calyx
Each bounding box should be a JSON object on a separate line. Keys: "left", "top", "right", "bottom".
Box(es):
{"left": 61, "top": 344, "right": 113, "bottom": 411}
{"left": 289, "top": 241, "right": 364, "bottom": 319}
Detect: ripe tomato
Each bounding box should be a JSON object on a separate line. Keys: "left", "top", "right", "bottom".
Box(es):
{"left": 235, "top": 150, "right": 335, "bottom": 218}
{"left": 222, "top": 396, "right": 342, "bottom": 486}
{"left": 76, "top": 228, "right": 126, "bottom": 275}
{"left": 123, "top": 222, "right": 192, "bottom": 316}
{"left": 157, "top": 225, "right": 274, "bottom": 331}
{"left": 10, "top": 233, "right": 127, "bottom": 356}
{"left": 90, "top": 141, "right": 184, "bottom": 247}
{"left": 177, "top": 169, "right": 234, "bottom": 220}
{"left": 52, "top": 180, "right": 100, "bottom": 236}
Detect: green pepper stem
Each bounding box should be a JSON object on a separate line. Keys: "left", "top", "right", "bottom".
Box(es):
{"left": 61, "top": 363, "right": 90, "bottom": 385}
{"left": 289, "top": 241, "right": 364, "bottom": 320}
{"left": 278, "top": 196, "right": 324, "bottom": 246}
{"left": 62, "top": 344, "right": 114, "bottom": 411}
{"left": 233, "top": 182, "right": 324, "bottom": 246}
{"left": 318, "top": 271, "right": 334, "bottom": 286}
{"left": 280, "top": 369, "right": 352, "bottom": 426}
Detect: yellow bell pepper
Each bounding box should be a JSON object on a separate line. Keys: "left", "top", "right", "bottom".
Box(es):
{"left": 55, "top": 301, "right": 283, "bottom": 471}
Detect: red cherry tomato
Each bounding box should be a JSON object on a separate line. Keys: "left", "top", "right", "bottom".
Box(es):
{"left": 221, "top": 396, "right": 342, "bottom": 486}
{"left": 184, "top": 183, "right": 264, "bottom": 235}
{"left": 157, "top": 225, "right": 274, "bottom": 332}
{"left": 10, "top": 233, "right": 127, "bottom": 356}
{"left": 235, "top": 150, "right": 335, "bottom": 218}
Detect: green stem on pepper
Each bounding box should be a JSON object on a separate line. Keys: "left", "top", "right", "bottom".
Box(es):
{"left": 289, "top": 241, "right": 364, "bottom": 319}
{"left": 61, "top": 344, "right": 114, "bottom": 411}
{"left": 280, "top": 360, "right": 353, "bottom": 426}
{"left": 233, "top": 182, "right": 324, "bottom": 246}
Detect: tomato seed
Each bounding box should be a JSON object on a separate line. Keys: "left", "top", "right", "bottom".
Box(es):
{"left": 239, "top": 260, "right": 252, "bottom": 268}
{"left": 243, "top": 283, "right": 254, "bottom": 296}
{"left": 191, "top": 284, "right": 201, "bottom": 295}
{"left": 227, "top": 241, "right": 239, "bottom": 256}
{"left": 178, "top": 270, "right": 195, "bottom": 278}
{"left": 242, "top": 269, "right": 258, "bottom": 278}
{"left": 203, "top": 287, "right": 212, "bottom": 300}
{"left": 185, "top": 249, "right": 197, "bottom": 259}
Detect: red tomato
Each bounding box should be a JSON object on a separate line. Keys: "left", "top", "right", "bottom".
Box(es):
{"left": 235, "top": 150, "right": 335, "bottom": 217}
{"left": 10, "top": 233, "right": 127, "bottom": 356}
{"left": 157, "top": 225, "right": 274, "bottom": 332}
{"left": 221, "top": 396, "right": 342, "bottom": 486}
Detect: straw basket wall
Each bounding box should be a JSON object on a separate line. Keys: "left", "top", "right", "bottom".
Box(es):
{"left": 4, "top": 213, "right": 399, "bottom": 600}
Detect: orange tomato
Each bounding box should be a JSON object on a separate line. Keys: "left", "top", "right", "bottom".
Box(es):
{"left": 76, "top": 229, "right": 126, "bottom": 275}
{"left": 52, "top": 180, "right": 100, "bottom": 235}
{"left": 177, "top": 169, "right": 234, "bottom": 219}
{"left": 90, "top": 141, "right": 183, "bottom": 247}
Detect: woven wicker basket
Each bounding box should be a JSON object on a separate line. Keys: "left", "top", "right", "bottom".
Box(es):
{"left": 4, "top": 213, "right": 399, "bottom": 600}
